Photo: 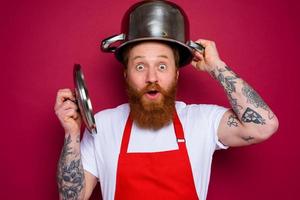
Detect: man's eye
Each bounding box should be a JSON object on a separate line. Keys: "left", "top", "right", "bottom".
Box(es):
{"left": 136, "top": 64, "right": 144, "bottom": 71}
{"left": 159, "top": 64, "right": 167, "bottom": 70}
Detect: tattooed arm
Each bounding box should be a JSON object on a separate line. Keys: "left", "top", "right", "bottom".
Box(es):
{"left": 55, "top": 89, "right": 97, "bottom": 199}
{"left": 192, "top": 40, "right": 279, "bottom": 147}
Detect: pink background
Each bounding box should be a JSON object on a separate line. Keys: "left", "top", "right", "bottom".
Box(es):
{"left": 1, "top": 0, "right": 299, "bottom": 199}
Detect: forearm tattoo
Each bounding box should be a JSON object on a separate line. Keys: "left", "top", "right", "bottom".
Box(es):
{"left": 241, "top": 82, "right": 274, "bottom": 120}
{"left": 227, "top": 93, "right": 243, "bottom": 115}
{"left": 214, "top": 66, "right": 269, "bottom": 128}
{"left": 241, "top": 136, "right": 255, "bottom": 142}
{"left": 227, "top": 114, "right": 239, "bottom": 127}
{"left": 213, "top": 66, "right": 243, "bottom": 115}
{"left": 241, "top": 107, "right": 266, "bottom": 125}
{"left": 57, "top": 135, "right": 84, "bottom": 200}
{"left": 215, "top": 67, "right": 238, "bottom": 94}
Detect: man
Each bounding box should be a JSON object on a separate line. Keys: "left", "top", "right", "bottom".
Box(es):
{"left": 55, "top": 39, "right": 278, "bottom": 200}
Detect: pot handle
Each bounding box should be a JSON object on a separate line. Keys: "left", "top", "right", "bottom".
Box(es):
{"left": 101, "top": 33, "right": 126, "bottom": 52}
{"left": 187, "top": 40, "right": 205, "bottom": 54}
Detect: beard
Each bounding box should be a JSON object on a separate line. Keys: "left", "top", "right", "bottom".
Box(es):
{"left": 126, "top": 80, "right": 177, "bottom": 130}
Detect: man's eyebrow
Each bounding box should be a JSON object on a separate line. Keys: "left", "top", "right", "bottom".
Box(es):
{"left": 132, "top": 56, "right": 145, "bottom": 61}
{"left": 157, "top": 55, "right": 169, "bottom": 59}
{"left": 132, "top": 55, "right": 169, "bottom": 61}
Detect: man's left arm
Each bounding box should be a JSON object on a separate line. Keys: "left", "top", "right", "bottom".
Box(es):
{"left": 192, "top": 39, "right": 279, "bottom": 147}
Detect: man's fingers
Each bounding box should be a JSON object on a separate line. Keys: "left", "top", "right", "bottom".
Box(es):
{"left": 195, "top": 39, "right": 216, "bottom": 49}
{"left": 191, "top": 60, "right": 197, "bottom": 68}
{"left": 58, "top": 108, "right": 80, "bottom": 122}
{"left": 191, "top": 60, "right": 204, "bottom": 71}
{"left": 54, "top": 88, "right": 82, "bottom": 134}
{"left": 55, "top": 88, "right": 76, "bottom": 109}
{"left": 64, "top": 109, "right": 80, "bottom": 120}
{"left": 193, "top": 50, "right": 203, "bottom": 61}
{"left": 55, "top": 100, "right": 80, "bottom": 121}
{"left": 60, "top": 100, "right": 78, "bottom": 111}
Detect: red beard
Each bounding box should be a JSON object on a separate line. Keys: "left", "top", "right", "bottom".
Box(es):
{"left": 126, "top": 81, "right": 177, "bottom": 130}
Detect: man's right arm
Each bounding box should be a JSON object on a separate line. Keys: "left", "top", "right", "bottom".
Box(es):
{"left": 57, "top": 133, "right": 85, "bottom": 199}
{"left": 55, "top": 89, "right": 97, "bottom": 200}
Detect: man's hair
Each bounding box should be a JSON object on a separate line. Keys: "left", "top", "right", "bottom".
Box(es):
{"left": 121, "top": 41, "right": 180, "bottom": 68}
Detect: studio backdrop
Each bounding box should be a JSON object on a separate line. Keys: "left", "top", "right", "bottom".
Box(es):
{"left": 1, "top": 0, "right": 299, "bottom": 199}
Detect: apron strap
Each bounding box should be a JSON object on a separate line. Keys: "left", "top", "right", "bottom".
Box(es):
{"left": 173, "top": 111, "right": 186, "bottom": 143}
{"left": 120, "top": 114, "right": 133, "bottom": 154}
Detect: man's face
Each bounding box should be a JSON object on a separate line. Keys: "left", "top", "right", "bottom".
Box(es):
{"left": 124, "top": 41, "right": 179, "bottom": 129}
{"left": 125, "top": 41, "right": 178, "bottom": 104}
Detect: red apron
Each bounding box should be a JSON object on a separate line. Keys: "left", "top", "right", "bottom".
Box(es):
{"left": 114, "top": 111, "right": 199, "bottom": 200}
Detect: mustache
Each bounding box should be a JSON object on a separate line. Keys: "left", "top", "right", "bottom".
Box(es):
{"left": 125, "top": 79, "right": 178, "bottom": 103}
{"left": 142, "top": 83, "right": 161, "bottom": 93}
{"left": 138, "top": 82, "right": 170, "bottom": 97}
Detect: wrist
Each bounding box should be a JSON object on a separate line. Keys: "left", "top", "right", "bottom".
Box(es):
{"left": 64, "top": 130, "right": 81, "bottom": 139}
{"left": 211, "top": 60, "right": 226, "bottom": 70}
{"left": 209, "top": 60, "right": 227, "bottom": 78}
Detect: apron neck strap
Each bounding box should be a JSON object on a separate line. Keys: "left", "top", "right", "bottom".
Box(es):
{"left": 120, "top": 110, "right": 185, "bottom": 154}
{"left": 172, "top": 110, "right": 186, "bottom": 143}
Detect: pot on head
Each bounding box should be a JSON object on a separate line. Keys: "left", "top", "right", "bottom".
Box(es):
{"left": 101, "top": 0, "right": 204, "bottom": 67}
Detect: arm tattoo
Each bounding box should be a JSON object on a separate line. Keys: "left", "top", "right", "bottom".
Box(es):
{"left": 57, "top": 135, "right": 85, "bottom": 200}
{"left": 224, "top": 65, "right": 233, "bottom": 72}
{"left": 227, "top": 93, "right": 243, "bottom": 115}
{"left": 216, "top": 67, "right": 238, "bottom": 94}
{"left": 213, "top": 66, "right": 243, "bottom": 114}
{"left": 242, "top": 136, "right": 255, "bottom": 142}
{"left": 227, "top": 114, "right": 239, "bottom": 127}
{"left": 241, "top": 107, "right": 266, "bottom": 125}
{"left": 210, "top": 70, "right": 217, "bottom": 80}
{"left": 242, "top": 82, "right": 274, "bottom": 120}
{"left": 225, "top": 65, "right": 240, "bottom": 78}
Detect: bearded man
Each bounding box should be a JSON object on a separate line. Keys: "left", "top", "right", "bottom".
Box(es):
{"left": 54, "top": 1, "right": 279, "bottom": 200}
{"left": 55, "top": 40, "right": 278, "bottom": 200}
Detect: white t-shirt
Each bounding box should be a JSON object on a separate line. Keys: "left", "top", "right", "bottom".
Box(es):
{"left": 81, "top": 101, "right": 228, "bottom": 200}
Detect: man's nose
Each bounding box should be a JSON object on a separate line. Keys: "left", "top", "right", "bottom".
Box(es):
{"left": 145, "top": 67, "right": 158, "bottom": 83}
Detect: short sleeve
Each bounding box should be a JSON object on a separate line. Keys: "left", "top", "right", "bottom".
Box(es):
{"left": 80, "top": 129, "right": 99, "bottom": 178}
{"left": 211, "top": 105, "right": 229, "bottom": 150}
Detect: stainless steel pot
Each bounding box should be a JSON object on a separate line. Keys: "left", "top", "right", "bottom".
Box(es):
{"left": 101, "top": 0, "right": 204, "bottom": 67}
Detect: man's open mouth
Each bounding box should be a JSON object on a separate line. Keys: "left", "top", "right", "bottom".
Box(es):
{"left": 144, "top": 89, "right": 161, "bottom": 100}
{"left": 147, "top": 90, "right": 159, "bottom": 96}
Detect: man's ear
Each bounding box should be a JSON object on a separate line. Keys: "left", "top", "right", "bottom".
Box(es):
{"left": 176, "top": 70, "right": 179, "bottom": 80}
{"left": 124, "top": 70, "right": 127, "bottom": 79}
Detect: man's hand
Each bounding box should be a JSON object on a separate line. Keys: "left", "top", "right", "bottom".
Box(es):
{"left": 191, "top": 39, "right": 226, "bottom": 72}
{"left": 54, "top": 88, "right": 82, "bottom": 135}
